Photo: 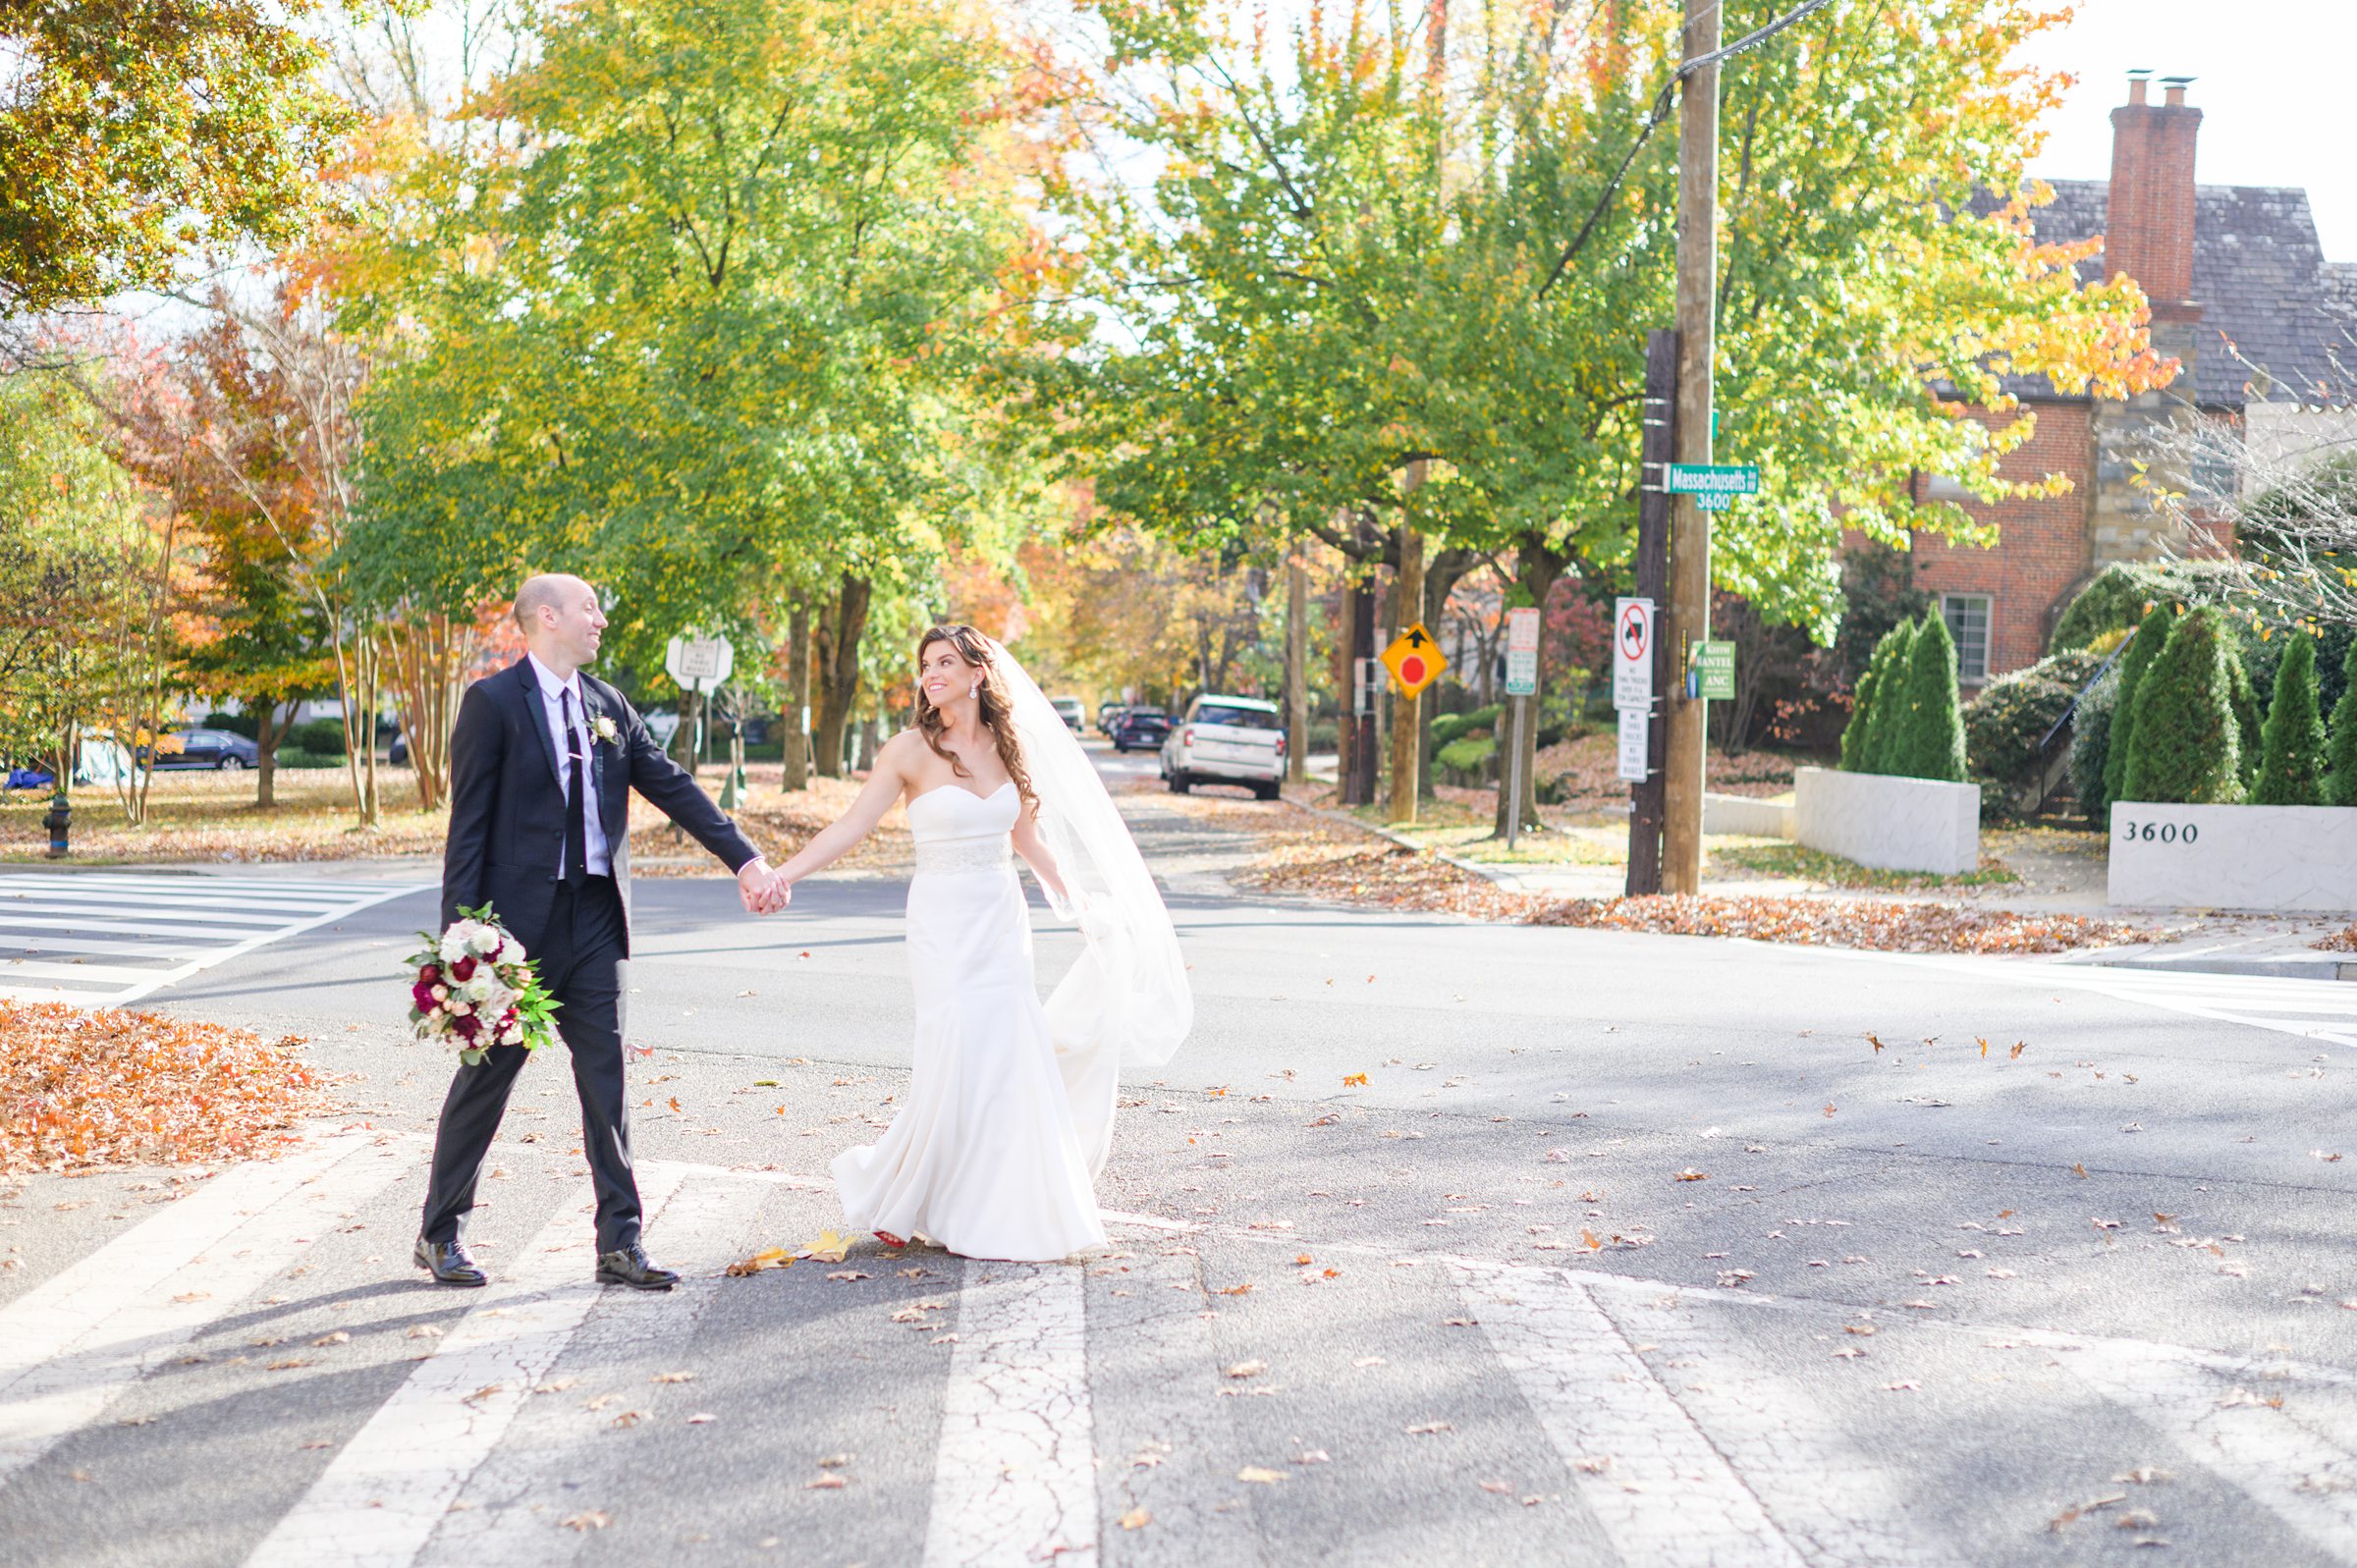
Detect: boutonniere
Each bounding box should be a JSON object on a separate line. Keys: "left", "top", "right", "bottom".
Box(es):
{"left": 590, "top": 714, "right": 619, "bottom": 745}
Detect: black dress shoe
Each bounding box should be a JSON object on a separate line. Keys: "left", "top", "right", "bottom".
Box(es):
{"left": 595, "top": 1244, "right": 679, "bottom": 1291}
{"left": 414, "top": 1236, "right": 487, "bottom": 1287}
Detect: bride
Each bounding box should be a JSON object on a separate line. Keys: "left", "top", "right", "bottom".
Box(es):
{"left": 764, "top": 624, "right": 1191, "bottom": 1262}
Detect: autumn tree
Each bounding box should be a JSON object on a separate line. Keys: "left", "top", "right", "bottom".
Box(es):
{"left": 344, "top": 0, "right": 1058, "bottom": 776}
{"left": 0, "top": 0, "right": 356, "bottom": 324}
{"left": 1032, "top": 0, "right": 2174, "bottom": 832}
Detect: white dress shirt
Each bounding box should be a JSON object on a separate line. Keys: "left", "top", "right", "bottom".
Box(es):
{"left": 526, "top": 652, "right": 614, "bottom": 878}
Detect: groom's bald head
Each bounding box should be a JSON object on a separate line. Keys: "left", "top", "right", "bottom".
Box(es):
{"left": 513, "top": 573, "right": 605, "bottom": 674}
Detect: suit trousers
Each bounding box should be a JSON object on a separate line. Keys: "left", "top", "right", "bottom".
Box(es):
{"left": 419, "top": 876, "right": 639, "bottom": 1255}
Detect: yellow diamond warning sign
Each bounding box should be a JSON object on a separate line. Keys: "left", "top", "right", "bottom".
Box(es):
{"left": 1381, "top": 622, "right": 1447, "bottom": 699}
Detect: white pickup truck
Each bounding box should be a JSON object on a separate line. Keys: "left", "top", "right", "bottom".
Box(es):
{"left": 1160, "top": 694, "right": 1286, "bottom": 800}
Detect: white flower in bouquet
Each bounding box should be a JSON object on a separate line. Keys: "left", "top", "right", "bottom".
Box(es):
{"left": 438, "top": 928, "right": 468, "bottom": 964}
{"left": 467, "top": 923, "right": 503, "bottom": 957}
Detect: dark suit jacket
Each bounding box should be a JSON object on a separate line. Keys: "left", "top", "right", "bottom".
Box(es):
{"left": 440, "top": 658, "right": 758, "bottom": 956}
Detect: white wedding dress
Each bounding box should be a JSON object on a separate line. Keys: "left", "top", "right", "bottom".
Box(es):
{"left": 830, "top": 781, "right": 1116, "bottom": 1262}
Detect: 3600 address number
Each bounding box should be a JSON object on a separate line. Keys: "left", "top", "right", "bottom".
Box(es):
{"left": 2117, "top": 819, "right": 2199, "bottom": 844}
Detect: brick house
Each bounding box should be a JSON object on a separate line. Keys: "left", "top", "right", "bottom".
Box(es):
{"left": 1909, "top": 72, "right": 2353, "bottom": 684}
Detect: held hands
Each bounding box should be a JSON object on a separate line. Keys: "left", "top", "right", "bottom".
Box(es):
{"left": 738, "top": 857, "right": 792, "bottom": 915}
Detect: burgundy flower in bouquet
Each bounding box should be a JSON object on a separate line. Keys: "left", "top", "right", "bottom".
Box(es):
{"left": 403, "top": 904, "right": 559, "bottom": 1065}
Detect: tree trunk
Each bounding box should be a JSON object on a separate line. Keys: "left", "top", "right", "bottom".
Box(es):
{"left": 1387, "top": 524, "right": 1425, "bottom": 824}
{"left": 1285, "top": 547, "right": 1308, "bottom": 786}
{"left": 670, "top": 686, "right": 703, "bottom": 771}
{"left": 1493, "top": 545, "right": 1568, "bottom": 838}
{"left": 255, "top": 703, "right": 282, "bottom": 809}
{"left": 781, "top": 602, "right": 810, "bottom": 791}
{"left": 811, "top": 573, "right": 871, "bottom": 779}
{"left": 1419, "top": 548, "right": 1477, "bottom": 801}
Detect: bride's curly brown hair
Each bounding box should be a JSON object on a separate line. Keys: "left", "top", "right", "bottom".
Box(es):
{"left": 913, "top": 624, "right": 1036, "bottom": 810}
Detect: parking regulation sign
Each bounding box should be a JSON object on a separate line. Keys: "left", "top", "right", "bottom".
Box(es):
{"left": 1613, "top": 598, "right": 1654, "bottom": 711}
{"left": 1617, "top": 706, "right": 1649, "bottom": 782}
{"left": 1504, "top": 607, "right": 1540, "bottom": 697}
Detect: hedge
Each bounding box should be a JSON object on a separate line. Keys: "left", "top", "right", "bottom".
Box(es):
{"left": 2068, "top": 669, "right": 2118, "bottom": 826}
{"left": 1436, "top": 735, "right": 1498, "bottom": 776}
{"left": 1888, "top": 614, "right": 1968, "bottom": 783}
{"left": 2122, "top": 607, "right": 2244, "bottom": 804}
{"left": 2048, "top": 560, "right": 2236, "bottom": 656}
{"left": 292, "top": 718, "right": 347, "bottom": 756}
{"left": 1854, "top": 620, "right": 1917, "bottom": 774}
{"left": 2333, "top": 641, "right": 2357, "bottom": 807}
{"left": 2101, "top": 604, "right": 2173, "bottom": 816}
{"left": 1962, "top": 650, "right": 2101, "bottom": 784}
{"left": 2250, "top": 634, "right": 2328, "bottom": 805}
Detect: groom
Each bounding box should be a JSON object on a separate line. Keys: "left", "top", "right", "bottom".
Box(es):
{"left": 414, "top": 572, "right": 781, "bottom": 1291}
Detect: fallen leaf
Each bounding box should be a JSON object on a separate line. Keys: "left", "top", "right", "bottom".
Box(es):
{"left": 799, "top": 1231, "right": 853, "bottom": 1264}
{"left": 1225, "top": 1360, "right": 1268, "bottom": 1379}
{"left": 561, "top": 1511, "right": 612, "bottom": 1532}
{"left": 1402, "top": 1421, "right": 1453, "bottom": 1435}
{"left": 1674, "top": 1168, "right": 1709, "bottom": 1181}
{"left": 1120, "top": 1506, "right": 1151, "bottom": 1530}
{"left": 1237, "top": 1466, "right": 1287, "bottom": 1484}
{"left": 806, "top": 1474, "right": 847, "bottom": 1490}
{"left": 1343, "top": 1073, "right": 1368, "bottom": 1088}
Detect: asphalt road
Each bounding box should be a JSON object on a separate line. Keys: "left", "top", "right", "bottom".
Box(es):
{"left": 7, "top": 759, "right": 2357, "bottom": 1567}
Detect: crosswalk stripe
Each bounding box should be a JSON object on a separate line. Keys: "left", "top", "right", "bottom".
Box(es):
{"left": 416, "top": 1170, "right": 772, "bottom": 1568}
{"left": 1454, "top": 1261, "right": 1807, "bottom": 1568}
{"left": 0, "top": 873, "right": 430, "bottom": 1006}
{"left": 922, "top": 1261, "right": 1096, "bottom": 1568}
{"left": 243, "top": 1167, "right": 688, "bottom": 1568}
{"left": 0, "top": 873, "right": 411, "bottom": 896}
{"left": 1585, "top": 1276, "right": 1968, "bottom": 1568}
{"left": 0, "top": 1132, "right": 400, "bottom": 1485}
{"left": 2059, "top": 1338, "right": 2357, "bottom": 1558}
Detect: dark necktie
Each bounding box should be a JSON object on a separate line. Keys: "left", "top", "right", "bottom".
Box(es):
{"left": 560, "top": 687, "right": 587, "bottom": 884}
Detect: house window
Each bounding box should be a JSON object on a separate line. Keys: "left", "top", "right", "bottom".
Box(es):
{"left": 1942, "top": 594, "right": 1992, "bottom": 681}
{"left": 2191, "top": 451, "right": 2238, "bottom": 502}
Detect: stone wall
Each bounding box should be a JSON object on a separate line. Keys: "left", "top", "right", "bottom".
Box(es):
{"left": 1793, "top": 767, "right": 1981, "bottom": 876}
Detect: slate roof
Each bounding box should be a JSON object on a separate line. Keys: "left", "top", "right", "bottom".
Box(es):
{"left": 2019, "top": 178, "right": 2350, "bottom": 407}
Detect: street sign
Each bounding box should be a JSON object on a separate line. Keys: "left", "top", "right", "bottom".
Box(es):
{"left": 1613, "top": 598, "right": 1654, "bottom": 711}
{"left": 1381, "top": 622, "right": 1447, "bottom": 699}
{"left": 1665, "top": 462, "right": 1760, "bottom": 500}
{"left": 1691, "top": 640, "right": 1735, "bottom": 700}
{"left": 1617, "top": 706, "right": 1649, "bottom": 783}
{"left": 1503, "top": 607, "right": 1540, "bottom": 697}
{"left": 665, "top": 633, "right": 734, "bottom": 690}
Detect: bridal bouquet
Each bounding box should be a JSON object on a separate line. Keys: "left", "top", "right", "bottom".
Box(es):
{"left": 404, "top": 905, "right": 559, "bottom": 1065}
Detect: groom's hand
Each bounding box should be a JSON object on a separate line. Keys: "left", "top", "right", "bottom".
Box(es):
{"left": 738, "top": 857, "right": 791, "bottom": 915}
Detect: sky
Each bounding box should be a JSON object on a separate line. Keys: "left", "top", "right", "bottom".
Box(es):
{"left": 2015, "top": 0, "right": 2357, "bottom": 257}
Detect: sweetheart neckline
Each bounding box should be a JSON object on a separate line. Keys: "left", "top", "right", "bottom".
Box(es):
{"left": 906, "top": 780, "right": 1015, "bottom": 809}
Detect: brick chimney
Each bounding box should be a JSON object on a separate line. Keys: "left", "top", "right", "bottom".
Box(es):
{"left": 2106, "top": 71, "right": 2202, "bottom": 322}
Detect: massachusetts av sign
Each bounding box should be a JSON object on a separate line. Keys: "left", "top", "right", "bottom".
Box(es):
{"left": 1665, "top": 462, "right": 1760, "bottom": 513}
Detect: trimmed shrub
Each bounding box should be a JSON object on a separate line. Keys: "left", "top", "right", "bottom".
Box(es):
{"left": 2122, "top": 607, "right": 2244, "bottom": 804}
{"left": 2048, "top": 560, "right": 2235, "bottom": 656}
{"left": 203, "top": 711, "right": 262, "bottom": 740}
{"left": 1461, "top": 703, "right": 1505, "bottom": 732}
{"left": 273, "top": 747, "right": 342, "bottom": 771}
{"left": 293, "top": 718, "right": 346, "bottom": 756}
{"left": 1963, "top": 651, "right": 2102, "bottom": 785}
{"left": 2332, "top": 641, "right": 2357, "bottom": 807}
{"left": 2251, "top": 634, "right": 2328, "bottom": 805}
{"left": 1854, "top": 619, "right": 1918, "bottom": 774}
{"left": 1838, "top": 662, "right": 1880, "bottom": 772}
{"left": 2102, "top": 604, "right": 2173, "bottom": 814}
{"left": 1887, "top": 614, "right": 1967, "bottom": 782}
{"left": 1436, "top": 735, "right": 1498, "bottom": 776}
{"left": 1429, "top": 713, "right": 1473, "bottom": 747}
{"left": 2069, "top": 669, "right": 2119, "bottom": 825}
{"left": 2226, "top": 655, "right": 2263, "bottom": 787}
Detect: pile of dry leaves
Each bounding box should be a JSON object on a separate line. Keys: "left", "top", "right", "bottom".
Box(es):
{"left": 1233, "top": 806, "right": 2145, "bottom": 955}
{"left": 2315, "top": 926, "right": 2357, "bottom": 954}
{"left": 1526, "top": 893, "right": 2146, "bottom": 955}
{"left": 0, "top": 1003, "right": 333, "bottom": 1172}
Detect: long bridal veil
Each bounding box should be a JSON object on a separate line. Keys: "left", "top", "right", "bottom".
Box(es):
{"left": 985, "top": 638, "right": 1191, "bottom": 1074}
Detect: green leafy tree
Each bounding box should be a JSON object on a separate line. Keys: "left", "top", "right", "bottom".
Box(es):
{"left": 1888, "top": 614, "right": 1968, "bottom": 783}
{"left": 2101, "top": 604, "right": 2173, "bottom": 816}
{"left": 2331, "top": 641, "right": 2357, "bottom": 807}
{"left": 2250, "top": 633, "right": 2327, "bottom": 805}
{"left": 0, "top": 0, "right": 356, "bottom": 320}
{"left": 2123, "top": 608, "right": 2244, "bottom": 805}
{"left": 347, "top": 0, "right": 1049, "bottom": 774}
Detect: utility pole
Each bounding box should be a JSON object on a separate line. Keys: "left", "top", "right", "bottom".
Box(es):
{"left": 1286, "top": 545, "right": 1308, "bottom": 787}
{"left": 1626, "top": 328, "right": 1676, "bottom": 895}
{"left": 1660, "top": 0, "right": 1719, "bottom": 895}
{"left": 1388, "top": 465, "right": 1426, "bottom": 824}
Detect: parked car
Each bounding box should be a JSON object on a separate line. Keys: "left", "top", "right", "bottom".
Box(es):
{"left": 1051, "top": 695, "right": 1085, "bottom": 731}
{"left": 1097, "top": 702, "right": 1127, "bottom": 734}
{"left": 1109, "top": 706, "right": 1169, "bottom": 754}
{"left": 1160, "top": 695, "right": 1285, "bottom": 799}
{"left": 152, "top": 728, "right": 260, "bottom": 771}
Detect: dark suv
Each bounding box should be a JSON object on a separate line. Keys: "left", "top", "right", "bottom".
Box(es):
{"left": 1110, "top": 706, "right": 1169, "bottom": 753}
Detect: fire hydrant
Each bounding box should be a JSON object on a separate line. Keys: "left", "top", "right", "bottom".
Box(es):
{"left": 42, "top": 791, "right": 69, "bottom": 857}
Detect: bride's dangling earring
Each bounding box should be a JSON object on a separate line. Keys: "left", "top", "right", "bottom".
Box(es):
{"left": 967, "top": 682, "right": 979, "bottom": 701}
